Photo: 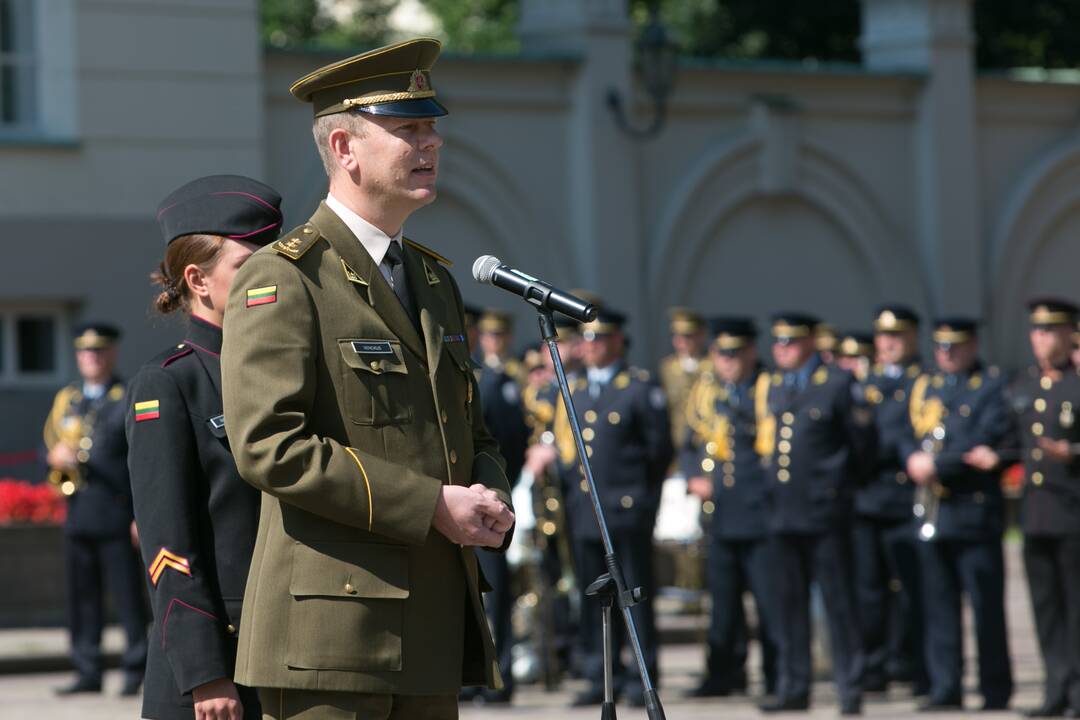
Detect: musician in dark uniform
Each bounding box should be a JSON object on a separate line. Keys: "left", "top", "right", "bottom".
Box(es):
{"left": 547, "top": 307, "right": 673, "bottom": 707}
{"left": 903, "top": 318, "right": 1012, "bottom": 711}
{"left": 44, "top": 323, "right": 149, "bottom": 696}
{"left": 972, "top": 299, "right": 1080, "bottom": 717}
{"left": 126, "top": 175, "right": 283, "bottom": 720}
{"left": 468, "top": 313, "right": 530, "bottom": 705}
{"left": 756, "top": 313, "right": 872, "bottom": 716}
{"left": 682, "top": 317, "right": 778, "bottom": 698}
{"left": 851, "top": 306, "right": 928, "bottom": 695}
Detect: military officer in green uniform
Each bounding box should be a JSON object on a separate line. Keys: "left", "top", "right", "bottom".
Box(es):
{"left": 659, "top": 308, "right": 707, "bottom": 450}
{"left": 220, "top": 38, "right": 514, "bottom": 720}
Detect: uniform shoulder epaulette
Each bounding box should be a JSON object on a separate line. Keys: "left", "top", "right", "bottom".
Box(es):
{"left": 161, "top": 343, "right": 194, "bottom": 368}
{"left": 404, "top": 238, "right": 453, "bottom": 267}
{"left": 274, "top": 224, "right": 320, "bottom": 261}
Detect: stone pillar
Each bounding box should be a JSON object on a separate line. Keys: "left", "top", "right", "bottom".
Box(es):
{"left": 518, "top": 1, "right": 647, "bottom": 349}
{"left": 861, "top": 0, "right": 979, "bottom": 317}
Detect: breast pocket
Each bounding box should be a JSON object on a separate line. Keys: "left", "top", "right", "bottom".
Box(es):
{"left": 442, "top": 341, "right": 476, "bottom": 425}
{"left": 285, "top": 541, "right": 409, "bottom": 672}
{"left": 338, "top": 339, "right": 413, "bottom": 426}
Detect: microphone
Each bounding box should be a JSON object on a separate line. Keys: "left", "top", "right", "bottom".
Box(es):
{"left": 472, "top": 255, "right": 598, "bottom": 323}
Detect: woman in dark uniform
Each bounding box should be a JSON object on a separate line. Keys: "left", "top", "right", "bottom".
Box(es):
{"left": 126, "top": 175, "right": 282, "bottom": 720}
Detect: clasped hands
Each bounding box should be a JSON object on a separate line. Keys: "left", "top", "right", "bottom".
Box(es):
{"left": 433, "top": 483, "right": 515, "bottom": 548}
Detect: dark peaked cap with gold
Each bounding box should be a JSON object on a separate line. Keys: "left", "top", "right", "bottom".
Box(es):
{"left": 290, "top": 38, "right": 448, "bottom": 118}
{"left": 1027, "top": 297, "right": 1078, "bottom": 328}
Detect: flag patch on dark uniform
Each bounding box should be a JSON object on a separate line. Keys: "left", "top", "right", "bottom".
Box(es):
{"left": 134, "top": 400, "right": 160, "bottom": 422}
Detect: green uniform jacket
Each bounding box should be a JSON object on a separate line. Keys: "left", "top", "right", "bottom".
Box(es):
{"left": 221, "top": 202, "right": 512, "bottom": 695}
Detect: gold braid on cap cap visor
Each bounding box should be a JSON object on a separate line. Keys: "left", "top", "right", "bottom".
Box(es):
{"left": 933, "top": 329, "right": 973, "bottom": 344}
{"left": 671, "top": 319, "right": 702, "bottom": 335}
{"left": 773, "top": 323, "right": 811, "bottom": 338}
{"left": 1030, "top": 308, "right": 1074, "bottom": 326}
{"left": 342, "top": 89, "right": 437, "bottom": 108}
{"left": 714, "top": 335, "right": 750, "bottom": 350}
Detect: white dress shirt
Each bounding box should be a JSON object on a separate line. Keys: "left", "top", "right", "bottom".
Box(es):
{"left": 325, "top": 193, "right": 403, "bottom": 287}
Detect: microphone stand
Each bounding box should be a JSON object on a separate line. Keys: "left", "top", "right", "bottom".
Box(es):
{"left": 534, "top": 308, "right": 665, "bottom": 720}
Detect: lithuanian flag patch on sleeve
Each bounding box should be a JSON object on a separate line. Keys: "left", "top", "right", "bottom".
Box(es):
{"left": 134, "top": 400, "right": 160, "bottom": 422}
{"left": 246, "top": 285, "right": 278, "bottom": 307}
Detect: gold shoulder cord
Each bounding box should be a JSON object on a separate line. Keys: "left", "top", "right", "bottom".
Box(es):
{"left": 909, "top": 374, "right": 943, "bottom": 438}
{"left": 753, "top": 372, "right": 776, "bottom": 457}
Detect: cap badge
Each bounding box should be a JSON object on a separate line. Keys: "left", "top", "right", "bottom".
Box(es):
{"left": 408, "top": 69, "right": 428, "bottom": 93}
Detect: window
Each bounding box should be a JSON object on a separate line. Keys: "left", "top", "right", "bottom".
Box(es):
{"left": 0, "top": 305, "right": 68, "bottom": 385}
{"left": 0, "top": 0, "right": 34, "bottom": 129}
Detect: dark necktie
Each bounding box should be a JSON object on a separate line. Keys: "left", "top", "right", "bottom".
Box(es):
{"left": 383, "top": 242, "right": 418, "bottom": 328}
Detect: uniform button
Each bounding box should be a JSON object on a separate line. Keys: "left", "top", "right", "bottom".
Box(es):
{"left": 582, "top": 428, "right": 595, "bottom": 442}
{"left": 449, "top": 450, "right": 458, "bottom": 464}
{"left": 896, "top": 472, "right": 907, "bottom": 484}
{"left": 580, "top": 480, "right": 589, "bottom": 493}
{"left": 782, "top": 412, "right": 795, "bottom": 425}
{"left": 1042, "top": 376, "right": 1054, "bottom": 390}
{"left": 778, "top": 455, "right": 791, "bottom": 468}
{"left": 702, "top": 501, "right": 715, "bottom": 515}
{"left": 959, "top": 404, "right": 971, "bottom": 417}
{"left": 78, "top": 437, "right": 93, "bottom": 450}
{"left": 440, "top": 410, "right": 448, "bottom": 424}
{"left": 226, "top": 624, "right": 237, "bottom": 635}
{"left": 701, "top": 458, "right": 716, "bottom": 473}
{"left": 1032, "top": 472, "right": 1044, "bottom": 486}
{"left": 584, "top": 410, "right": 598, "bottom": 424}
{"left": 705, "top": 441, "right": 718, "bottom": 456}
{"left": 302, "top": 227, "right": 314, "bottom": 234}
{"left": 1035, "top": 398, "right": 1047, "bottom": 413}
{"left": 722, "top": 462, "right": 735, "bottom": 474}
{"left": 344, "top": 583, "right": 357, "bottom": 595}
{"left": 778, "top": 440, "right": 791, "bottom": 454}
{"left": 1032, "top": 448, "right": 1044, "bottom": 461}
{"left": 76, "top": 450, "right": 90, "bottom": 463}
{"left": 620, "top": 495, "right": 634, "bottom": 509}
{"left": 723, "top": 475, "right": 735, "bottom": 488}
{"left": 1033, "top": 422, "right": 1044, "bottom": 436}
{"left": 545, "top": 498, "right": 559, "bottom": 512}
{"left": 585, "top": 445, "right": 593, "bottom": 458}
{"left": 608, "top": 412, "right": 621, "bottom": 425}
{"left": 809, "top": 408, "right": 822, "bottom": 420}
{"left": 369, "top": 360, "right": 381, "bottom": 371}
{"left": 777, "top": 469, "right": 791, "bottom": 483}
{"left": 780, "top": 426, "right": 793, "bottom": 440}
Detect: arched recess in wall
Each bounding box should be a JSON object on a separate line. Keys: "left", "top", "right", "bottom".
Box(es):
{"left": 989, "top": 139, "right": 1080, "bottom": 366}
{"left": 646, "top": 135, "right": 922, "bottom": 344}
{"left": 405, "top": 132, "right": 542, "bottom": 316}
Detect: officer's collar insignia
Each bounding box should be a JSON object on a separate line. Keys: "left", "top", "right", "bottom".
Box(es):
{"left": 614, "top": 372, "right": 631, "bottom": 389}
{"left": 134, "top": 400, "right": 160, "bottom": 422}
{"left": 932, "top": 375, "right": 944, "bottom": 388}
{"left": 108, "top": 385, "right": 124, "bottom": 401}
{"left": 246, "top": 285, "right": 277, "bottom": 307}
{"left": 812, "top": 366, "right": 828, "bottom": 385}
{"left": 148, "top": 548, "right": 191, "bottom": 585}
{"left": 341, "top": 259, "right": 367, "bottom": 286}
{"left": 968, "top": 374, "right": 982, "bottom": 390}
{"left": 423, "top": 257, "right": 441, "bottom": 285}
{"left": 907, "top": 364, "right": 920, "bottom": 377}
{"left": 865, "top": 386, "right": 883, "bottom": 404}
{"left": 772, "top": 373, "right": 782, "bottom": 386}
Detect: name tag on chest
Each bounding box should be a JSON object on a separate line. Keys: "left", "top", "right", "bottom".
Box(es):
{"left": 351, "top": 340, "right": 394, "bottom": 355}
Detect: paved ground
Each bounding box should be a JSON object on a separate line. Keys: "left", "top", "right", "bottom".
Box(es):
{"left": 0, "top": 541, "right": 1046, "bottom": 719}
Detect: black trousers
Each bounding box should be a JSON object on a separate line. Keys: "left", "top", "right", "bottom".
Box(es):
{"left": 852, "top": 516, "right": 927, "bottom": 690}
{"left": 771, "top": 530, "right": 864, "bottom": 706}
{"left": 476, "top": 549, "right": 514, "bottom": 694}
{"left": 920, "top": 538, "right": 1012, "bottom": 705}
{"left": 65, "top": 533, "right": 149, "bottom": 682}
{"left": 572, "top": 530, "right": 657, "bottom": 691}
{"left": 1024, "top": 535, "right": 1080, "bottom": 710}
{"left": 703, "top": 534, "right": 778, "bottom": 693}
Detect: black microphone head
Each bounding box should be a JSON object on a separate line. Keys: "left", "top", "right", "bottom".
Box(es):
{"left": 472, "top": 255, "right": 502, "bottom": 284}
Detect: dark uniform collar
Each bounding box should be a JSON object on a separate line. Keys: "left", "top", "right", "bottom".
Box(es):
{"left": 186, "top": 315, "right": 223, "bottom": 356}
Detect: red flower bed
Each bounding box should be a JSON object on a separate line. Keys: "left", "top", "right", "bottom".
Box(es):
{"left": 0, "top": 479, "right": 66, "bottom": 525}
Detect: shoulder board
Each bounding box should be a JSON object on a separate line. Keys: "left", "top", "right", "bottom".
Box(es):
{"left": 274, "top": 225, "right": 320, "bottom": 261}
{"left": 161, "top": 345, "right": 194, "bottom": 368}
{"left": 404, "top": 238, "right": 452, "bottom": 267}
